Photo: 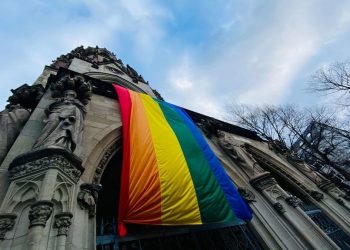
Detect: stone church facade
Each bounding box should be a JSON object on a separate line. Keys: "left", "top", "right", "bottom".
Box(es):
{"left": 0, "top": 46, "right": 349, "bottom": 250}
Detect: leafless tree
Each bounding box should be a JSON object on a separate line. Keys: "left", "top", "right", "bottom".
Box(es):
{"left": 310, "top": 61, "right": 350, "bottom": 106}
{"left": 227, "top": 104, "right": 350, "bottom": 182}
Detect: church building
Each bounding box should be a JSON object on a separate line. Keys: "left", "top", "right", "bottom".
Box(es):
{"left": 0, "top": 46, "right": 349, "bottom": 250}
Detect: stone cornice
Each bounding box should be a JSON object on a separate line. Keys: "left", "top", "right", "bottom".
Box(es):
{"left": 8, "top": 148, "right": 84, "bottom": 183}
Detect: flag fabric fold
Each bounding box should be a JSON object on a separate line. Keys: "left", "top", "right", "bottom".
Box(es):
{"left": 113, "top": 85, "right": 252, "bottom": 236}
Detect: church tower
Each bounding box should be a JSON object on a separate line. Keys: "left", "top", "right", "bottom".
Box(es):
{"left": 0, "top": 46, "right": 349, "bottom": 250}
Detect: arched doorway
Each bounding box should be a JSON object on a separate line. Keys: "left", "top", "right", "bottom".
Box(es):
{"left": 96, "top": 150, "right": 122, "bottom": 250}
{"left": 96, "top": 149, "right": 262, "bottom": 250}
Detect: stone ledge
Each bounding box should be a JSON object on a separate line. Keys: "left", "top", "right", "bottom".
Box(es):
{"left": 8, "top": 147, "right": 84, "bottom": 183}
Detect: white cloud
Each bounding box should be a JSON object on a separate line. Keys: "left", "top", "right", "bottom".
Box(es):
{"left": 0, "top": 0, "right": 172, "bottom": 108}
{"left": 160, "top": 0, "right": 350, "bottom": 119}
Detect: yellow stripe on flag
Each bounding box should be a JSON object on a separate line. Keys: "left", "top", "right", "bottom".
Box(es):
{"left": 140, "top": 94, "right": 202, "bottom": 224}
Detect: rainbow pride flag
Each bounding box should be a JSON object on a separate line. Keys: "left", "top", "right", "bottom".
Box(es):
{"left": 114, "top": 85, "right": 252, "bottom": 236}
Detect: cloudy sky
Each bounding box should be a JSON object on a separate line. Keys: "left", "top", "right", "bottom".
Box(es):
{"left": 1, "top": 0, "right": 350, "bottom": 118}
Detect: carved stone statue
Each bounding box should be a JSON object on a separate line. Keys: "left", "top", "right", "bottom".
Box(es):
{"left": 0, "top": 84, "right": 44, "bottom": 164}
{"left": 33, "top": 92, "right": 85, "bottom": 152}
{"left": 217, "top": 131, "right": 247, "bottom": 166}
{"left": 33, "top": 75, "right": 91, "bottom": 152}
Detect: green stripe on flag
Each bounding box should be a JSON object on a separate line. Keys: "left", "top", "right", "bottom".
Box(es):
{"left": 157, "top": 101, "right": 236, "bottom": 223}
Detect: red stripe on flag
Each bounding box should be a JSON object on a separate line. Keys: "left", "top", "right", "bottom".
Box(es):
{"left": 113, "top": 84, "right": 132, "bottom": 236}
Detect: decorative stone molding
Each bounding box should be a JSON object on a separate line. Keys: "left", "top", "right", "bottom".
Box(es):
{"left": 77, "top": 183, "right": 102, "bottom": 217}
{"left": 318, "top": 180, "right": 337, "bottom": 192}
{"left": 268, "top": 140, "right": 290, "bottom": 155}
{"left": 6, "top": 84, "right": 44, "bottom": 110}
{"left": 0, "top": 214, "right": 17, "bottom": 240}
{"left": 51, "top": 46, "right": 149, "bottom": 84}
{"left": 28, "top": 201, "right": 53, "bottom": 228}
{"left": 195, "top": 118, "right": 219, "bottom": 138}
{"left": 265, "top": 185, "right": 286, "bottom": 201}
{"left": 93, "top": 141, "right": 121, "bottom": 183}
{"left": 285, "top": 196, "right": 303, "bottom": 208}
{"left": 273, "top": 202, "right": 286, "bottom": 214}
{"left": 54, "top": 212, "right": 73, "bottom": 236}
{"left": 152, "top": 88, "right": 164, "bottom": 100}
{"left": 237, "top": 187, "right": 256, "bottom": 203}
{"left": 245, "top": 144, "right": 314, "bottom": 197}
{"left": 309, "top": 190, "right": 324, "bottom": 201}
{"left": 8, "top": 148, "right": 84, "bottom": 183}
{"left": 336, "top": 198, "right": 345, "bottom": 206}
{"left": 49, "top": 75, "right": 92, "bottom": 105}
{"left": 51, "top": 46, "right": 117, "bottom": 69}
{"left": 249, "top": 172, "right": 277, "bottom": 191}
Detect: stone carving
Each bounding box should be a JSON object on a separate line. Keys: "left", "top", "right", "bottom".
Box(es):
{"left": 51, "top": 46, "right": 148, "bottom": 84}
{"left": 77, "top": 183, "right": 102, "bottom": 217}
{"left": 268, "top": 140, "right": 329, "bottom": 187}
{"left": 51, "top": 46, "right": 117, "bottom": 69}
{"left": 273, "top": 202, "right": 285, "bottom": 214}
{"left": 105, "top": 65, "right": 124, "bottom": 75}
{"left": 309, "top": 190, "right": 324, "bottom": 201}
{"left": 0, "top": 84, "right": 44, "bottom": 164}
{"left": 340, "top": 193, "right": 350, "bottom": 201}
{"left": 124, "top": 64, "right": 145, "bottom": 83}
{"left": 217, "top": 132, "right": 248, "bottom": 167}
{"left": 238, "top": 187, "right": 256, "bottom": 203}
{"left": 245, "top": 144, "right": 313, "bottom": 197}
{"left": 93, "top": 141, "right": 120, "bottom": 183}
{"left": 33, "top": 75, "right": 91, "bottom": 152}
{"left": 265, "top": 185, "right": 286, "bottom": 201}
{"left": 195, "top": 118, "right": 219, "bottom": 138}
{"left": 9, "top": 150, "right": 83, "bottom": 182}
{"left": 285, "top": 196, "right": 303, "bottom": 208}
{"left": 268, "top": 140, "right": 290, "bottom": 155}
{"left": 54, "top": 212, "right": 73, "bottom": 236}
{"left": 0, "top": 214, "right": 17, "bottom": 240}
{"left": 287, "top": 155, "right": 327, "bottom": 185}
{"left": 6, "top": 84, "right": 44, "bottom": 110}
{"left": 28, "top": 201, "right": 53, "bottom": 228}
{"left": 250, "top": 172, "right": 277, "bottom": 191}
{"left": 336, "top": 198, "right": 345, "bottom": 206}
{"left": 152, "top": 88, "right": 164, "bottom": 101}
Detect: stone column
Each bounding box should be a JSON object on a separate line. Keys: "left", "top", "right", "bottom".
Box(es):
{"left": 27, "top": 201, "right": 53, "bottom": 250}
{"left": 39, "top": 169, "right": 59, "bottom": 200}
{"left": 54, "top": 212, "right": 73, "bottom": 250}
{"left": 250, "top": 172, "right": 340, "bottom": 250}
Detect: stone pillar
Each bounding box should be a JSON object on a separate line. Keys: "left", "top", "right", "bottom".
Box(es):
{"left": 27, "top": 201, "right": 53, "bottom": 250}
{"left": 54, "top": 212, "right": 73, "bottom": 250}
{"left": 250, "top": 172, "right": 340, "bottom": 250}
{"left": 39, "top": 169, "right": 59, "bottom": 200}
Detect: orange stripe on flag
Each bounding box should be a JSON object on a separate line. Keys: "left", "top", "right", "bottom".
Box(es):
{"left": 125, "top": 91, "right": 162, "bottom": 224}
